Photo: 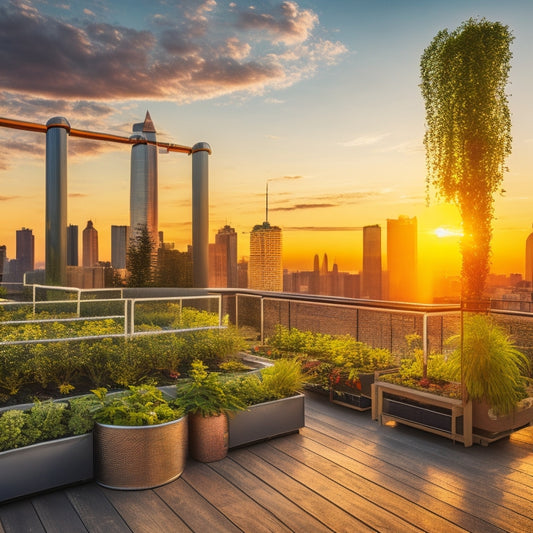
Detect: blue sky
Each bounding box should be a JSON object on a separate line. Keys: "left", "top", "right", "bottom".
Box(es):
{"left": 1, "top": 0, "right": 532, "bottom": 290}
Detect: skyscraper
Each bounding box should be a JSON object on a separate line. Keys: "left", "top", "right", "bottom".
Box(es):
{"left": 0, "top": 245, "right": 6, "bottom": 282}
{"left": 249, "top": 222, "right": 282, "bottom": 292}
{"left": 387, "top": 216, "right": 418, "bottom": 302}
{"left": 130, "top": 111, "right": 158, "bottom": 249}
{"left": 82, "top": 220, "right": 99, "bottom": 267}
{"left": 67, "top": 224, "right": 78, "bottom": 266}
{"left": 362, "top": 224, "right": 382, "bottom": 299}
{"left": 525, "top": 229, "right": 533, "bottom": 285}
{"left": 15, "top": 228, "right": 34, "bottom": 281}
{"left": 208, "top": 225, "right": 238, "bottom": 288}
{"left": 111, "top": 225, "right": 130, "bottom": 269}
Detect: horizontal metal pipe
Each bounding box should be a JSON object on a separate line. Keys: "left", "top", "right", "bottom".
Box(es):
{"left": 0, "top": 117, "right": 192, "bottom": 154}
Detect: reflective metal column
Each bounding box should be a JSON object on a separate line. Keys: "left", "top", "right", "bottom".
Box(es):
{"left": 191, "top": 142, "right": 212, "bottom": 288}
{"left": 45, "top": 117, "right": 70, "bottom": 286}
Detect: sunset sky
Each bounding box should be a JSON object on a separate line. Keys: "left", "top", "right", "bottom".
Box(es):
{"left": 1, "top": 0, "right": 533, "bottom": 298}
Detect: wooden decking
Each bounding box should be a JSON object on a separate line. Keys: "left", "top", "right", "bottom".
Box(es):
{"left": 1, "top": 392, "right": 532, "bottom": 533}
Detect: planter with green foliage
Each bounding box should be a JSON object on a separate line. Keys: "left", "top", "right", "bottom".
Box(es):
{"left": 0, "top": 397, "right": 95, "bottom": 502}
{"left": 374, "top": 315, "right": 533, "bottom": 445}
{"left": 92, "top": 385, "right": 187, "bottom": 489}
{"left": 450, "top": 314, "right": 533, "bottom": 439}
{"left": 175, "top": 360, "right": 244, "bottom": 462}
{"left": 268, "top": 325, "right": 396, "bottom": 411}
{"left": 225, "top": 358, "right": 305, "bottom": 448}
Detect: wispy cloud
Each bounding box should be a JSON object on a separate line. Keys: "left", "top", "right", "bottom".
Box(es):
{"left": 340, "top": 133, "right": 390, "bottom": 147}
{"left": 0, "top": 195, "right": 20, "bottom": 201}
{"left": 284, "top": 226, "right": 365, "bottom": 231}
{"left": 0, "top": 1, "right": 347, "bottom": 119}
{"left": 271, "top": 202, "right": 336, "bottom": 212}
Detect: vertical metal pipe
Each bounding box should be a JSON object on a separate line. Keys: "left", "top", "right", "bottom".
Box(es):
{"left": 191, "top": 142, "right": 211, "bottom": 288}
{"left": 45, "top": 117, "right": 70, "bottom": 286}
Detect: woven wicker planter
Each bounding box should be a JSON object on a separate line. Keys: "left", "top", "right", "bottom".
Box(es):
{"left": 188, "top": 412, "right": 228, "bottom": 463}
{"left": 94, "top": 415, "right": 188, "bottom": 490}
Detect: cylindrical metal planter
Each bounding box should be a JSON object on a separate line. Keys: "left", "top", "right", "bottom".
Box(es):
{"left": 188, "top": 412, "right": 228, "bottom": 463}
{"left": 94, "top": 415, "right": 188, "bottom": 490}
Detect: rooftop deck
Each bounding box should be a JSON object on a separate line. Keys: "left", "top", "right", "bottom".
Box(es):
{"left": 1, "top": 392, "right": 532, "bottom": 533}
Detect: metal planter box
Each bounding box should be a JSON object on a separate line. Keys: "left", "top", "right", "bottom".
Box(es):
{"left": 228, "top": 393, "right": 305, "bottom": 448}
{"left": 0, "top": 433, "right": 93, "bottom": 503}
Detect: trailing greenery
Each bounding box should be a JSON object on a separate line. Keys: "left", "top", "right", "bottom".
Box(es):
{"left": 91, "top": 385, "right": 184, "bottom": 426}
{"left": 175, "top": 360, "right": 245, "bottom": 417}
{"left": 421, "top": 18, "right": 513, "bottom": 301}
{"left": 448, "top": 314, "right": 530, "bottom": 414}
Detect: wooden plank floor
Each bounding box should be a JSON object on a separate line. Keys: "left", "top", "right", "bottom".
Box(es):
{"left": 1, "top": 392, "right": 532, "bottom": 532}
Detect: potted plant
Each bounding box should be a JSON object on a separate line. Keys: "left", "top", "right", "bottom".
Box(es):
{"left": 175, "top": 360, "right": 244, "bottom": 462}
{"left": 448, "top": 313, "right": 533, "bottom": 437}
{"left": 92, "top": 384, "right": 187, "bottom": 490}
{"left": 0, "top": 396, "right": 95, "bottom": 503}
{"left": 225, "top": 358, "right": 306, "bottom": 448}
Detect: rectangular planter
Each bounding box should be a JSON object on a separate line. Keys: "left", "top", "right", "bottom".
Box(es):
{"left": 372, "top": 381, "right": 472, "bottom": 446}
{"left": 0, "top": 433, "right": 93, "bottom": 503}
{"left": 382, "top": 394, "right": 462, "bottom": 433}
{"left": 228, "top": 393, "right": 305, "bottom": 448}
{"left": 330, "top": 390, "right": 372, "bottom": 411}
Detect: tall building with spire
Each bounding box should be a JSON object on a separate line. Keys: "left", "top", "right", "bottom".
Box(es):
{"left": 249, "top": 222, "right": 282, "bottom": 292}
{"left": 82, "top": 220, "right": 99, "bottom": 267}
{"left": 362, "top": 224, "right": 382, "bottom": 299}
{"left": 387, "top": 216, "right": 418, "bottom": 302}
{"left": 130, "top": 111, "right": 158, "bottom": 250}
{"left": 249, "top": 182, "right": 282, "bottom": 292}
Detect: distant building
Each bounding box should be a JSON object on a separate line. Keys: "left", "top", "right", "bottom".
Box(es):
{"left": 249, "top": 222, "right": 282, "bottom": 292}
{"left": 208, "top": 225, "right": 238, "bottom": 288}
{"left": 82, "top": 220, "right": 99, "bottom": 267}
{"left": 0, "top": 244, "right": 6, "bottom": 282}
{"left": 67, "top": 224, "right": 79, "bottom": 266}
{"left": 525, "top": 229, "right": 533, "bottom": 284}
{"left": 237, "top": 257, "right": 248, "bottom": 288}
{"left": 387, "top": 216, "right": 418, "bottom": 302}
{"left": 111, "top": 225, "right": 130, "bottom": 269}
{"left": 362, "top": 224, "right": 382, "bottom": 299}
{"left": 130, "top": 111, "right": 158, "bottom": 249}
{"left": 15, "top": 227, "right": 34, "bottom": 282}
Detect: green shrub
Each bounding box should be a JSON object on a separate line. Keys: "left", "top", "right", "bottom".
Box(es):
{"left": 0, "top": 409, "right": 26, "bottom": 451}
{"left": 67, "top": 395, "right": 98, "bottom": 435}
{"left": 23, "top": 401, "right": 68, "bottom": 445}
{"left": 92, "top": 385, "right": 184, "bottom": 426}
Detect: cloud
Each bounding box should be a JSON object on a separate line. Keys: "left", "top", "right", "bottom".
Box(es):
{"left": 284, "top": 226, "right": 364, "bottom": 231}
{"left": 271, "top": 202, "right": 336, "bottom": 212}
{"left": 236, "top": 1, "right": 318, "bottom": 45}
{"left": 69, "top": 193, "right": 89, "bottom": 198}
{"left": 268, "top": 175, "right": 304, "bottom": 181}
{"left": 0, "top": 195, "right": 20, "bottom": 201}
{"left": 340, "top": 133, "right": 391, "bottom": 147}
{"left": 0, "top": 1, "right": 347, "bottom": 116}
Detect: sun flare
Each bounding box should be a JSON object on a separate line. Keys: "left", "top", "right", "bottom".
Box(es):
{"left": 434, "top": 227, "right": 463, "bottom": 238}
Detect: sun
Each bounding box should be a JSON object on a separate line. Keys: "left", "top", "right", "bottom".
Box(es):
{"left": 434, "top": 227, "right": 463, "bottom": 238}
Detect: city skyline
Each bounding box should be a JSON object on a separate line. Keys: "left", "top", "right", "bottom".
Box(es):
{"left": 1, "top": 1, "right": 533, "bottom": 294}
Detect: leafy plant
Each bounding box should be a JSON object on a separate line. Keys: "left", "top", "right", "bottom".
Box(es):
{"left": 92, "top": 385, "right": 184, "bottom": 426}
{"left": 175, "top": 360, "right": 245, "bottom": 417}
{"left": 0, "top": 409, "right": 26, "bottom": 451}
{"left": 225, "top": 359, "right": 304, "bottom": 406}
